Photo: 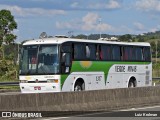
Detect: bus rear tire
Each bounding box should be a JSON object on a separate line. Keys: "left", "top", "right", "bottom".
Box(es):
{"left": 128, "top": 78, "right": 136, "bottom": 88}
{"left": 128, "top": 81, "right": 134, "bottom": 88}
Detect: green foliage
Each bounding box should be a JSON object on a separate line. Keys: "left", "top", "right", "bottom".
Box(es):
{"left": 0, "top": 10, "right": 18, "bottom": 82}
{"left": 0, "top": 59, "right": 18, "bottom": 81}
{"left": 73, "top": 34, "right": 87, "bottom": 39}
{"left": 73, "top": 34, "right": 116, "bottom": 40}
{"left": 4, "top": 43, "right": 19, "bottom": 61}
{"left": 153, "top": 62, "right": 160, "bottom": 77}
{"left": 0, "top": 9, "right": 17, "bottom": 61}
{"left": 0, "top": 43, "right": 19, "bottom": 82}
{"left": 0, "top": 9, "right": 17, "bottom": 45}
{"left": 119, "top": 34, "right": 132, "bottom": 42}
{"left": 0, "top": 60, "right": 8, "bottom": 76}
{"left": 0, "top": 86, "right": 19, "bottom": 90}
{"left": 153, "top": 62, "right": 160, "bottom": 70}
{"left": 5, "top": 34, "right": 17, "bottom": 44}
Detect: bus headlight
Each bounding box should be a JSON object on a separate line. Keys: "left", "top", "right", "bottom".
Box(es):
{"left": 20, "top": 80, "right": 28, "bottom": 83}
{"left": 47, "top": 79, "right": 58, "bottom": 83}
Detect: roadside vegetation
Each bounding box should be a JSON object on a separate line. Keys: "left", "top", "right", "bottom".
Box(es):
{"left": 0, "top": 9, "right": 18, "bottom": 83}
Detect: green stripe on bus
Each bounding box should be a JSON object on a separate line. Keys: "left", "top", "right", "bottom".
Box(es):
{"left": 61, "top": 61, "right": 151, "bottom": 89}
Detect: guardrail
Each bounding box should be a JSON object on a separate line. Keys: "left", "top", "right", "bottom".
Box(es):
{"left": 1, "top": 86, "right": 160, "bottom": 112}
{"left": 153, "top": 77, "right": 160, "bottom": 80}
{"left": 0, "top": 82, "right": 19, "bottom": 86}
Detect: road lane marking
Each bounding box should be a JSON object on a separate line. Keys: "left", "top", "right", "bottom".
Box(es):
{"left": 120, "top": 105, "right": 160, "bottom": 111}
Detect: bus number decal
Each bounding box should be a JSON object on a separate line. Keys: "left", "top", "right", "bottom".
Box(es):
{"left": 96, "top": 76, "right": 102, "bottom": 81}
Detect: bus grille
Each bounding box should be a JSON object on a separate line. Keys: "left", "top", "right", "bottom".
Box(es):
{"left": 145, "top": 71, "right": 150, "bottom": 85}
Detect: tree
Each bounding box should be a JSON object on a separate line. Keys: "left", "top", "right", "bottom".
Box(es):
{"left": 0, "top": 9, "right": 17, "bottom": 59}
{"left": 74, "top": 34, "right": 87, "bottom": 39}
{"left": 119, "top": 34, "right": 132, "bottom": 41}
{"left": 137, "top": 35, "right": 144, "bottom": 42}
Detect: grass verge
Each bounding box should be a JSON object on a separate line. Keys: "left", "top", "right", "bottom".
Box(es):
{"left": 0, "top": 86, "right": 20, "bottom": 90}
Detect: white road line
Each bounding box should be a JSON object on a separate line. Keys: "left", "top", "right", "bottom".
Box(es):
{"left": 120, "top": 105, "right": 160, "bottom": 111}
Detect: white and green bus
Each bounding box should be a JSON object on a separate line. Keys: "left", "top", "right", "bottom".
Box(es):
{"left": 19, "top": 37, "right": 152, "bottom": 93}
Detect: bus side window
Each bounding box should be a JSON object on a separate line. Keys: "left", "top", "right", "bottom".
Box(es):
{"left": 74, "top": 43, "right": 86, "bottom": 60}
{"left": 112, "top": 45, "right": 120, "bottom": 61}
{"left": 129, "top": 47, "right": 133, "bottom": 61}
{"left": 86, "top": 45, "right": 90, "bottom": 59}
{"left": 135, "top": 47, "right": 143, "bottom": 61}
{"left": 100, "top": 45, "right": 104, "bottom": 60}
{"left": 143, "top": 47, "right": 151, "bottom": 62}
{"left": 123, "top": 47, "right": 127, "bottom": 60}
{"left": 98, "top": 45, "right": 102, "bottom": 60}
{"left": 123, "top": 46, "right": 133, "bottom": 61}
{"left": 96, "top": 45, "right": 99, "bottom": 60}
{"left": 107, "top": 45, "right": 111, "bottom": 60}
{"left": 99, "top": 47, "right": 103, "bottom": 60}
{"left": 87, "top": 44, "right": 96, "bottom": 60}
{"left": 100, "top": 45, "right": 111, "bottom": 61}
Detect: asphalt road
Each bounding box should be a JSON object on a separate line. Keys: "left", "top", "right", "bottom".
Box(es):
{"left": 36, "top": 105, "right": 160, "bottom": 120}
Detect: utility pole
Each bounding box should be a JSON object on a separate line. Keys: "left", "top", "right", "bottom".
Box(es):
{"left": 2, "top": 28, "right": 8, "bottom": 60}
{"left": 156, "top": 40, "right": 158, "bottom": 63}
{"left": 2, "top": 41, "right": 4, "bottom": 60}
{"left": 17, "top": 43, "right": 20, "bottom": 64}
{"left": 86, "top": 34, "right": 88, "bottom": 40}
{"left": 68, "top": 31, "right": 73, "bottom": 38}
{"left": 99, "top": 17, "right": 102, "bottom": 39}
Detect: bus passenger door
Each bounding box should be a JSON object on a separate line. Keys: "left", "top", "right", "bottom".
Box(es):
{"left": 61, "top": 53, "right": 71, "bottom": 73}
{"left": 61, "top": 43, "right": 72, "bottom": 74}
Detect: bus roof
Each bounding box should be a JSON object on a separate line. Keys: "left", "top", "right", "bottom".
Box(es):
{"left": 23, "top": 37, "right": 150, "bottom": 47}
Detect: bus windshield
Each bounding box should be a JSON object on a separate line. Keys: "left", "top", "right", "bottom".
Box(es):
{"left": 20, "top": 45, "right": 59, "bottom": 75}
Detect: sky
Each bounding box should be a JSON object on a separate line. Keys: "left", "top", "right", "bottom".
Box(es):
{"left": 0, "top": 0, "right": 160, "bottom": 42}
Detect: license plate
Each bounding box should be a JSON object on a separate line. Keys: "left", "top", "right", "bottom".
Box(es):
{"left": 34, "top": 86, "right": 41, "bottom": 90}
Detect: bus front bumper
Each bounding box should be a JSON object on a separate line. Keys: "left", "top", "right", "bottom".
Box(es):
{"left": 20, "top": 83, "right": 60, "bottom": 93}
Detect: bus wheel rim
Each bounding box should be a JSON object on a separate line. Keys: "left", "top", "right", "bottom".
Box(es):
{"left": 75, "top": 85, "right": 82, "bottom": 91}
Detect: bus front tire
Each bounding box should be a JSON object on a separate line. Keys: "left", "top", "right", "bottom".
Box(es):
{"left": 74, "top": 80, "right": 85, "bottom": 91}
{"left": 74, "top": 82, "right": 82, "bottom": 91}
